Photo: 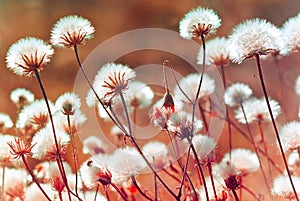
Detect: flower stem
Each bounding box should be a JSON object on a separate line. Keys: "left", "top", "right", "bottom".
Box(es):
{"left": 21, "top": 155, "right": 52, "bottom": 201}
{"left": 1, "top": 165, "right": 5, "bottom": 200}
{"left": 232, "top": 188, "right": 240, "bottom": 201}
{"left": 111, "top": 183, "right": 128, "bottom": 201}
{"left": 255, "top": 53, "right": 299, "bottom": 201}
{"left": 131, "top": 176, "right": 153, "bottom": 201}
{"left": 208, "top": 161, "right": 218, "bottom": 201}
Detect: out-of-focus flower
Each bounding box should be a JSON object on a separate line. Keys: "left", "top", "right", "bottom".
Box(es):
{"left": 199, "top": 176, "right": 227, "bottom": 201}
{"left": 17, "top": 99, "right": 57, "bottom": 129}
{"left": 214, "top": 162, "right": 240, "bottom": 191}
{"left": 221, "top": 148, "right": 259, "bottom": 176}
{"left": 25, "top": 183, "right": 55, "bottom": 201}
{"left": 55, "top": 92, "right": 82, "bottom": 115}
{"left": 142, "top": 141, "right": 169, "bottom": 170}
{"left": 52, "top": 110, "right": 86, "bottom": 134}
{"left": 179, "top": 7, "right": 221, "bottom": 39}
{"left": 173, "top": 73, "right": 215, "bottom": 104}
{"left": 235, "top": 97, "right": 281, "bottom": 124}
{"left": 224, "top": 83, "right": 253, "bottom": 107}
{"left": 197, "top": 37, "right": 230, "bottom": 66}
{"left": 31, "top": 127, "right": 70, "bottom": 160}
{"left": 7, "top": 137, "right": 34, "bottom": 160}
{"left": 0, "top": 134, "right": 17, "bottom": 165}
{"left": 2, "top": 168, "right": 27, "bottom": 200}
{"left": 0, "top": 113, "right": 14, "bottom": 129}
{"left": 280, "top": 13, "right": 300, "bottom": 55}
{"left": 191, "top": 134, "right": 217, "bottom": 165}
{"left": 167, "top": 111, "right": 203, "bottom": 139}
{"left": 82, "top": 136, "right": 109, "bottom": 155}
{"left": 126, "top": 80, "right": 154, "bottom": 108}
{"left": 89, "top": 63, "right": 136, "bottom": 103}
{"left": 50, "top": 15, "right": 95, "bottom": 48}
{"left": 228, "top": 18, "right": 281, "bottom": 64}
{"left": 6, "top": 37, "right": 54, "bottom": 76}
{"left": 10, "top": 88, "right": 35, "bottom": 107}
{"left": 279, "top": 121, "right": 300, "bottom": 152}
{"left": 272, "top": 175, "right": 300, "bottom": 199}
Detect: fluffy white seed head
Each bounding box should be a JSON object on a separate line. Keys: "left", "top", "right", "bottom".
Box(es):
{"left": 224, "top": 83, "right": 253, "bottom": 107}
{"left": 179, "top": 7, "right": 221, "bottom": 39}
{"left": 50, "top": 15, "right": 95, "bottom": 48}
{"left": 192, "top": 134, "right": 217, "bottom": 165}
{"left": 6, "top": 37, "right": 54, "bottom": 76}
{"left": 0, "top": 113, "right": 13, "bottom": 128}
{"left": 126, "top": 80, "right": 154, "bottom": 108}
{"left": 229, "top": 18, "right": 281, "bottom": 64}
{"left": 55, "top": 92, "right": 82, "bottom": 115}
{"left": 142, "top": 141, "right": 169, "bottom": 170}
{"left": 10, "top": 88, "right": 34, "bottom": 105}
{"left": 272, "top": 175, "right": 300, "bottom": 199}
{"left": 279, "top": 121, "right": 300, "bottom": 152}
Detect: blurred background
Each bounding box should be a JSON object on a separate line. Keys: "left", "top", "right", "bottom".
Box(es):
{"left": 1, "top": 0, "right": 300, "bottom": 200}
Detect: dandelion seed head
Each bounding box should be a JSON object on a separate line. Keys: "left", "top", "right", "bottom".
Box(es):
{"left": 279, "top": 121, "right": 300, "bottom": 152}
{"left": 224, "top": 83, "right": 253, "bottom": 107}
{"left": 31, "top": 127, "right": 70, "bottom": 160}
{"left": 0, "top": 134, "right": 16, "bottom": 163}
{"left": 229, "top": 18, "right": 281, "bottom": 64}
{"left": 179, "top": 7, "right": 221, "bottom": 40}
{"left": 142, "top": 141, "right": 169, "bottom": 170}
{"left": 191, "top": 134, "right": 217, "bottom": 165}
{"left": 126, "top": 80, "right": 154, "bottom": 108}
{"left": 221, "top": 148, "right": 259, "bottom": 176}
{"left": 50, "top": 15, "right": 95, "bottom": 48}
{"left": 55, "top": 92, "right": 81, "bottom": 115}
{"left": 10, "top": 88, "right": 34, "bottom": 106}
{"left": 173, "top": 73, "right": 215, "bottom": 104}
{"left": 280, "top": 13, "right": 300, "bottom": 55}
{"left": 25, "top": 183, "right": 55, "bottom": 201}
{"left": 91, "top": 63, "right": 136, "bottom": 103}
{"left": 272, "top": 175, "right": 300, "bottom": 199}
{"left": 82, "top": 136, "right": 108, "bottom": 155}
{"left": 0, "top": 113, "right": 13, "bottom": 128}
{"left": 3, "top": 168, "right": 27, "bottom": 199}
{"left": 197, "top": 37, "right": 230, "bottom": 66}
{"left": 6, "top": 37, "right": 54, "bottom": 76}
{"left": 199, "top": 176, "right": 226, "bottom": 201}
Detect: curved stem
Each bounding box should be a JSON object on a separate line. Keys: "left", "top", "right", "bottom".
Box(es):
{"left": 254, "top": 53, "right": 298, "bottom": 201}
{"left": 93, "top": 183, "right": 99, "bottom": 201}
{"left": 22, "top": 155, "right": 52, "bottom": 201}
{"left": 232, "top": 188, "right": 239, "bottom": 201}
{"left": 131, "top": 176, "right": 153, "bottom": 201}
{"left": 111, "top": 183, "right": 128, "bottom": 201}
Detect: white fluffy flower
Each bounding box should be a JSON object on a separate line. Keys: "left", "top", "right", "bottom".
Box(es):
{"left": 50, "top": 15, "right": 95, "bottom": 48}
{"left": 6, "top": 37, "right": 54, "bottom": 76}
{"left": 224, "top": 83, "right": 253, "bottom": 107}
{"left": 10, "top": 88, "right": 34, "bottom": 105}
{"left": 280, "top": 13, "right": 300, "bottom": 55}
{"left": 142, "top": 141, "right": 169, "bottom": 170}
{"left": 25, "top": 183, "right": 55, "bottom": 201}
{"left": 272, "top": 175, "right": 300, "bottom": 199}
{"left": 229, "top": 18, "right": 281, "bottom": 64}
{"left": 279, "top": 121, "right": 300, "bottom": 152}
{"left": 82, "top": 136, "right": 108, "bottom": 155}
{"left": 235, "top": 97, "right": 281, "bottom": 124}
{"left": 0, "top": 134, "right": 16, "bottom": 163}
{"left": 197, "top": 37, "right": 230, "bottom": 66}
{"left": 55, "top": 92, "right": 82, "bottom": 115}
{"left": 126, "top": 80, "right": 154, "bottom": 108}
{"left": 89, "top": 63, "right": 136, "bottom": 103}
{"left": 2, "top": 168, "right": 27, "bottom": 199}
{"left": 167, "top": 111, "right": 203, "bottom": 139}
{"left": 199, "top": 176, "right": 226, "bottom": 201}
{"left": 179, "top": 7, "right": 221, "bottom": 39}
{"left": 221, "top": 148, "right": 260, "bottom": 176}
{"left": 0, "top": 113, "right": 13, "bottom": 128}
{"left": 191, "top": 134, "right": 217, "bottom": 165}
{"left": 31, "top": 127, "right": 70, "bottom": 160}
{"left": 173, "top": 73, "right": 215, "bottom": 103}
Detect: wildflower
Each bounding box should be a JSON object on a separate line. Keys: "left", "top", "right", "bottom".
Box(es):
{"left": 10, "top": 88, "right": 34, "bottom": 107}
{"left": 50, "top": 15, "right": 95, "bottom": 48}
{"left": 167, "top": 111, "right": 203, "bottom": 139}
{"left": 25, "top": 183, "right": 55, "bottom": 201}
{"left": 235, "top": 97, "right": 281, "bottom": 124}
{"left": 272, "top": 175, "right": 300, "bottom": 199}
{"left": 52, "top": 110, "right": 86, "bottom": 134}
{"left": 228, "top": 18, "right": 281, "bottom": 64}
{"left": 0, "top": 134, "right": 17, "bottom": 164}
{"left": 214, "top": 162, "right": 240, "bottom": 191}
{"left": 31, "top": 127, "right": 70, "bottom": 160}
{"left": 2, "top": 168, "right": 27, "bottom": 200}
{"left": 179, "top": 7, "right": 221, "bottom": 39}
{"left": 162, "top": 91, "right": 175, "bottom": 113}
{"left": 0, "top": 113, "right": 14, "bottom": 129}
{"left": 82, "top": 136, "right": 108, "bottom": 155}
{"left": 90, "top": 63, "right": 136, "bottom": 103}
{"left": 191, "top": 134, "right": 217, "bottom": 165}
{"left": 295, "top": 75, "right": 300, "bottom": 96}
{"left": 173, "top": 73, "right": 215, "bottom": 103}
{"left": 197, "top": 37, "right": 230, "bottom": 66}
{"left": 224, "top": 83, "right": 253, "bottom": 107}
{"left": 199, "top": 176, "right": 227, "bottom": 201}
{"left": 280, "top": 13, "right": 300, "bottom": 55}
{"left": 142, "top": 141, "right": 169, "bottom": 170}
{"left": 110, "top": 125, "right": 128, "bottom": 146}
{"left": 7, "top": 137, "right": 34, "bottom": 160}
{"left": 279, "top": 121, "right": 300, "bottom": 152}
{"left": 221, "top": 148, "right": 259, "bottom": 176}
{"left": 127, "top": 80, "right": 154, "bottom": 108}
{"left": 55, "top": 92, "right": 82, "bottom": 115}
{"left": 149, "top": 106, "right": 169, "bottom": 129}
{"left": 16, "top": 99, "right": 57, "bottom": 129}
{"left": 6, "top": 37, "right": 54, "bottom": 76}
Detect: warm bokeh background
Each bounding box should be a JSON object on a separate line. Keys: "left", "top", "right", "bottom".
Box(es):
{"left": 1, "top": 0, "right": 300, "bottom": 200}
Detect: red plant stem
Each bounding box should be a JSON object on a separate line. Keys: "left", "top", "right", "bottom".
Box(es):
{"left": 162, "top": 168, "right": 181, "bottom": 183}
{"left": 208, "top": 161, "right": 218, "bottom": 201}
{"left": 35, "top": 70, "right": 73, "bottom": 201}
{"left": 232, "top": 188, "right": 239, "bottom": 201}
{"left": 198, "top": 101, "right": 209, "bottom": 133}
{"left": 93, "top": 184, "right": 99, "bottom": 201}
{"left": 1, "top": 165, "right": 5, "bottom": 200}
{"left": 21, "top": 155, "right": 52, "bottom": 201}
{"left": 257, "top": 121, "right": 272, "bottom": 178}
{"left": 67, "top": 114, "right": 80, "bottom": 197}
{"left": 103, "top": 186, "right": 110, "bottom": 201}
{"left": 131, "top": 176, "right": 153, "bottom": 201}
{"left": 255, "top": 53, "right": 299, "bottom": 201}
{"left": 111, "top": 183, "right": 128, "bottom": 201}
